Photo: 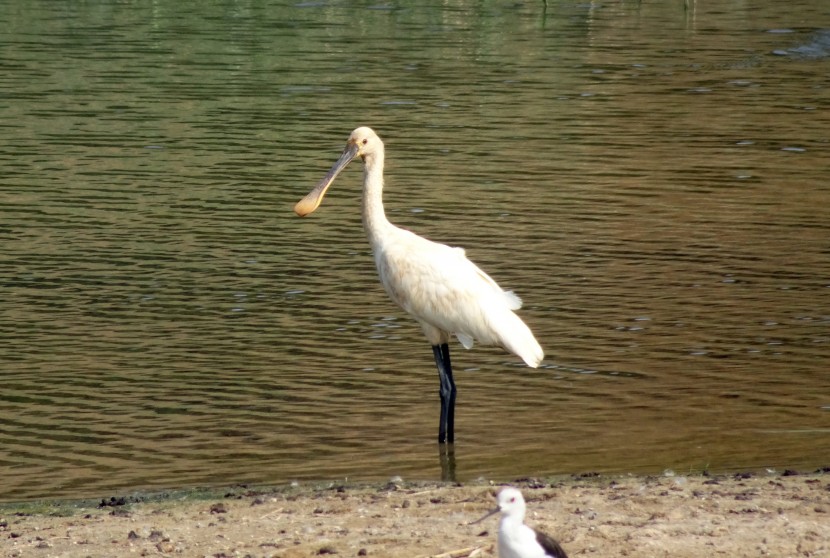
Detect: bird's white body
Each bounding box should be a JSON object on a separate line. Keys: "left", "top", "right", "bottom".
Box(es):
{"left": 294, "top": 127, "right": 544, "bottom": 442}
{"left": 363, "top": 136, "right": 544, "bottom": 367}
{"left": 499, "top": 512, "right": 550, "bottom": 558}
{"left": 357, "top": 129, "right": 543, "bottom": 366}
{"left": 493, "top": 487, "right": 568, "bottom": 558}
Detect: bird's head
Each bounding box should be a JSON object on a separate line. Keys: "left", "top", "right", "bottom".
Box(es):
{"left": 294, "top": 127, "right": 382, "bottom": 217}
{"left": 349, "top": 126, "right": 382, "bottom": 160}
{"left": 496, "top": 487, "right": 527, "bottom": 517}
{"left": 470, "top": 486, "right": 528, "bottom": 526}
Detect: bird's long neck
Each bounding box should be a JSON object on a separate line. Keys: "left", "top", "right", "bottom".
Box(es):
{"left": 502, "top": 511, "right": 526, "bottom": 529}
{"left": 501, "top": 507, "right": 527, "bottom": 539}
{"left": 361, "top": 149, "right": 393, "bottom": 247}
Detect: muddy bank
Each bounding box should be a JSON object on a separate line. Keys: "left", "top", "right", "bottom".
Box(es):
{"left": 2, "top": 471, "right": 829, "bottom": 557}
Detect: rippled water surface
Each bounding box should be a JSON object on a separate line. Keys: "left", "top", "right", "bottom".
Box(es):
{"left": 2, "top": 1, "right": 830, "bottom": 501}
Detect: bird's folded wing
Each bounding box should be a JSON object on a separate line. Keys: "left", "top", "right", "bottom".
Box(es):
{"left": 376, "top": 237, "right": 520, "bottom": 343}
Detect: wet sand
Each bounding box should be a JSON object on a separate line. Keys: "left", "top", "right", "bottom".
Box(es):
{"left": 2, "top": 471, "right": 829, "bottom": 557}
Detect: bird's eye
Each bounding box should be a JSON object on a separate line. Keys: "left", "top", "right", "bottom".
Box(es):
{"left": 509, "top": 497, "right": 515, "bottom": 503}
{"left": 362, "top": 138, "right": 368, "bottom": 145}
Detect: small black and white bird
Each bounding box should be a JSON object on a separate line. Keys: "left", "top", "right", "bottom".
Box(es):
{"left": 473, "top": 486, "right": 568, "bottom": 558}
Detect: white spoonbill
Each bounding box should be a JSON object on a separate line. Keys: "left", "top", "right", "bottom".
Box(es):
{"left": 293, "top": 127, "right": 543, "bottom": 443}
{"left": 474, "top": 487, "right": 569, "bottom": 558}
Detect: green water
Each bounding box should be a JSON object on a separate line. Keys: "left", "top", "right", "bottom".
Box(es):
{"left": 1, "top": 0, "right": 829, "bottom": 501}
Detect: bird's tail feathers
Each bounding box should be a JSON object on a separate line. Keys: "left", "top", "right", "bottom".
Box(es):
{"left": 487, "top": 307, "right": 544, "bottom": 368}
{"left": 502, "top": 290, "right": 522, "bottom": 310}
{"left": 509, "top": 326, "right": 544, "bottom": 368}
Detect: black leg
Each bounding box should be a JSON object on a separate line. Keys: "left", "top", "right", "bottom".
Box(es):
{"left": 432, "top": 343, "right": 456, "bottom": 444}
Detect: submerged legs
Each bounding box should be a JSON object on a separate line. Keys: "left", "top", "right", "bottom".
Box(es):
{"left": 432, "top": 343, "right": 456, "bottom": 444}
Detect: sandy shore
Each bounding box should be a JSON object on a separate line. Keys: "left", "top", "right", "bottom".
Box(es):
{"left": 2, "top": 470, "right": 829, "bottom": 557}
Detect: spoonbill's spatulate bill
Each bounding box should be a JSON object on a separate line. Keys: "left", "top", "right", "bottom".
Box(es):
{"left": 294, "top": 127, "right": 544, "bottom": 444}
{"left": 474, "top": 487, "right": 568, "bottom": 558}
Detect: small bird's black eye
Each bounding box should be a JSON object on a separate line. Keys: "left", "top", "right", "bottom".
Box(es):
{"left": 362, "top": 138, "right": 368, "bottom": 145}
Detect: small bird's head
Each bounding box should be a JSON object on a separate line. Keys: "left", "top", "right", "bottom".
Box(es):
{"left": 496, "top": 487, "right": 527, "bottom": 517}
{"left": 470, "top": 486, "right": 528, "bottom": 526}
{"left": 294, "top": 126, "right": 382, "bottom": 217}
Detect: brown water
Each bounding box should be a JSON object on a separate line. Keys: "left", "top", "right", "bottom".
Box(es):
{"left": 1, "top": 1, "right": 829, "bottom": 502}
